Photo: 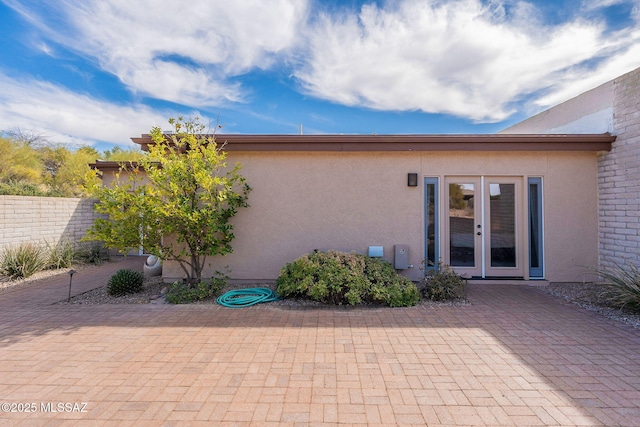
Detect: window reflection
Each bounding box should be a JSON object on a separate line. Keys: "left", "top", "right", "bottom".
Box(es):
{"left": 449, "top": 183, "right": 475, "bottom": 267}
{"left": 489, "top": 183, "right": 516, "bottom": 267}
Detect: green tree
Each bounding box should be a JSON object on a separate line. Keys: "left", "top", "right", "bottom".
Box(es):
{"left": 55, "top": 147, "right": 101, "bottom": 197}
{"left": 0, "top": 136, "right": 43, "bottom": 183}
{"left": 448, "top": 183, "right": 467, "bottom": 210}
{"left": 1, "top": 130, "right": 145, "bottom": 197}
{"left": 39, "top": 145, "right": 71, "bottom": 195}
{"left": 35, "top": 145, "right": 100, "bottom": 197}
{"left": 2, "top": 128, "right": 48, "bottom": 147}
{"left": 85, "top": 117, "right": 251, "bottom": 283}
{"left": 102, "top": 146, "right": 147, "bottom": 162}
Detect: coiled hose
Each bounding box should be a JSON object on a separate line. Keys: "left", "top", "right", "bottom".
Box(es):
{"left": 216, "top": 287, "right": 279, "bottom": 308}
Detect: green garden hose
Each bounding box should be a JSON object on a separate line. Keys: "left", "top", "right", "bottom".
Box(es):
{"left": 216, "top": 288, "right": 279, "bottom": 308}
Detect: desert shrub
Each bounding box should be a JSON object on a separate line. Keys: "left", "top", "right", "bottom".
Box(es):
{"left": 45, "top": 240, "right": 75, "bottom": 270}
{"left": 422, "top": 263, "right": 467, "bottom": 301}
{"left": 165, "top": 275, "right": 226, "bottom": 304}
{"left": 595, "top": 263, "right": 640, "bottom": 313}
{"left": 75, "top": 241, "right": 108, "bottom": 265}
{"left": 0, "top": 181, "right": 47, "bottom": 196}
{"left": 0, "top": 242, "right": 48, "bottom": 279}
{"left": 276, "top": 250, "right": 419, "bottom": 307}
{"left": 107, "top": 269, "right": 144, "bottom": 296}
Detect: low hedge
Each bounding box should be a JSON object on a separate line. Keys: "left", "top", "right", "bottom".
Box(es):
{"left": 276, "top": 250, "right": 420, "bottom": 307}
{"left": 421, "top": 263, "right": 467, "bottom": 301}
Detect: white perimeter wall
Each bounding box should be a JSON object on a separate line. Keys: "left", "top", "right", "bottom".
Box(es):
{"left": 502, "top": 66, "right": 640, "bottom": 271}
{"left": 0, "top": 196, "right": 101, "bottom": 252}
{"left": 598, "top": 68, "right": 640, "bottom": 268}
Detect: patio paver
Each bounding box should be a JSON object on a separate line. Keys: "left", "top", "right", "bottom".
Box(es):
{"left": 1, "top": 261, "right": 639, "bottom": 426}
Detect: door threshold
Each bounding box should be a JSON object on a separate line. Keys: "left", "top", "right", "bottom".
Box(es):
{"left": 467, "top": 278, "right": 549, "bottom": 286}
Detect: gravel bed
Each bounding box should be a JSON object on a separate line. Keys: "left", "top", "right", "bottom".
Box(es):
{"left": 541, "top": 282, "right": 640, "bottom": 329}
{"left": 64, "top": 276, "right": 167, "bottom": 304}
{"left": 63, "top": 277, "right": 469, "bottom": 309}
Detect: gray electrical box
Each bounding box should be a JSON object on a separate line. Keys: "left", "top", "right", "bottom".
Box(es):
{"left": 394, "top": 244, "right": 409, "bottom": 269}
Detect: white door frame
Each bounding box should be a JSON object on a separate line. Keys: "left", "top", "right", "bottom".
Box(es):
{"left": 444, "top": 176, "right": 525, "bottom": 279}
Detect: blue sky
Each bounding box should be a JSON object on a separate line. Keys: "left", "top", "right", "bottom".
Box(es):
{"left": 1, "top": 0, "right": 639, "bottom": 151}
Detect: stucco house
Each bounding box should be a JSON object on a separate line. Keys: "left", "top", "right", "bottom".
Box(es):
{"left": 93, "top": 67, "right": 640, "bottom": 284}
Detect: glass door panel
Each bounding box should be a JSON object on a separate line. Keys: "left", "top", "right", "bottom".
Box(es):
{"left": 446, "top": 178, "right": 482, "bottom": 277}
{"left": 489, "top": 183, "right": 516, "bottom": 267}
{"left": 444, "top": 176, "right": 524, "bottom": 278}
{"left": 424, "top": 178, "right": 439, "bottom": 270}
{"left": 484, "top": 178, "right": 523, "bottom": 277}
{"left": 528, "top": 178, "right": 544, "bottom": 278}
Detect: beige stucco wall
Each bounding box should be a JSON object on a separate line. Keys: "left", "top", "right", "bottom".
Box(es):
{"left": 545, "top": 152, "right": 600, "bottom": 281}
{"left": 190, "top": 152, "right": 424, "bottom": 281}
{"left": 142, "top": 150, "right": 599, "bottom": 283}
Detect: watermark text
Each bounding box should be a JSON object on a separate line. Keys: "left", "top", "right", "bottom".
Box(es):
{"left": 1, "top": 402, "right": 88, "bottom": 413}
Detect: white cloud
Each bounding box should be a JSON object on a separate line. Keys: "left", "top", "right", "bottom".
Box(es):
{"left": 534, "top": 1, "right": 640, "bottom": 108}
{"left": 534, "top": 40, "right": 640, "bottom": 109}
{"left": 3, "top": 0, "right": 640, "bottom": 128}
{"left": 582, "top": 0, "right": 634, "bottom": 10}
{"left": 295, "top": 0, "right": 640, "bottom": 122}
{"left": 6, "top": 0, "right": 309, "bottom": 107}
{"left": 0, "top": 72, "right": 175, "bottom": 147}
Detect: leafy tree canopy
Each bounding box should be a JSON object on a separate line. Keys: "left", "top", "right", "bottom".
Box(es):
{"left": 102, "top": 146, "right": 147, "bottom": 162}
{"left": 0, "top": 131, "right": 145, "bottom": 197}
{"left": 0, "top": 136, "right": 43, "bottom": 184}
{"left": 85, "top": 117, "right": 251, "bottom": 284}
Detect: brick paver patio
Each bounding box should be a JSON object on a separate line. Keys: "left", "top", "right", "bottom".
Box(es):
{"left": 1, "top": 258, "right": 639, "bottom": 426}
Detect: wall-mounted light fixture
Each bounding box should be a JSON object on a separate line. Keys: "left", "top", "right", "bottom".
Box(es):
{"left": 407, "top": 173, "right": 418, "bottom": 187}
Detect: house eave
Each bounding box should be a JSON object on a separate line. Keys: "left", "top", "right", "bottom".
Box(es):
{"left": 89, "top": 160, "right": 161, "bottom": 172}
{"left": 130, "top": 133, "right": 615, "bottom": 153}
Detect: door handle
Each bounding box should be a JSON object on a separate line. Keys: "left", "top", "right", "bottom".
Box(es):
{"left": 477, "top": 232, "right": 482, "bottom": 235}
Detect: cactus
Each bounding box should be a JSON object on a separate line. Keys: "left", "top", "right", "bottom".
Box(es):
{"left": 107, "top": 269, "right": 144, "bottom": 296}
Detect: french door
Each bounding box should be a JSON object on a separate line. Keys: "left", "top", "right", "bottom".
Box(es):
{"left": 445, "top": 176, "right": 524, "bottom": 278}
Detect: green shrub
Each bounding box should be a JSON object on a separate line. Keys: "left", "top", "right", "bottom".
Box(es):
{"left": 0, "top": 181, "right": 69, "bottom": 197}
{"left": 422, "top": 263, "right": 467, "bottom": 301}
{"left": 107, "top": 269, "right": 144, "bottom": 296}
{"left": 75, "top": 241, "right": 108, "bottom": 265}
{"left": 595, "top": 263, "right": 640, "bottom": 313}
{"left": 45, "top": 240, "right": 75, "bottom": 270}
{"left": 165, "top": 275, "right": 226, "bottom": 304}
{"left": 0, "top": 242, "right": 48, "bottom": 279}
{"left": 276, "top": 250, "right": 420, "bottom": 307}
{"left": 0, "top": 181, "right": 47, "bottom": 196}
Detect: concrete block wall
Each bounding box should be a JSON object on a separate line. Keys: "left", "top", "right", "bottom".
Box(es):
{"left": 598, "top": 67, "right": 640, "bottom": 268}
{"left": 0, "top": 196, "right": 101, "bottom": 252}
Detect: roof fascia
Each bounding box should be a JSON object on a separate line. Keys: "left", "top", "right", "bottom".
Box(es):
{"left": 131, "top": 133, "right": 615, "bottom": 153}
